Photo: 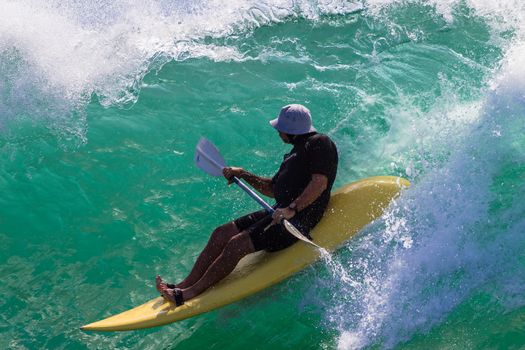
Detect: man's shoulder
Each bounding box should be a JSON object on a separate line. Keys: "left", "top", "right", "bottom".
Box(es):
{"left": 306, "top": 132, "right": 336, "bottom": 149}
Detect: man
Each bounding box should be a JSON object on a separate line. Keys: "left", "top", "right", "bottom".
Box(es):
{"left": 157, "top": 104, "right": 338, "bottom": 306}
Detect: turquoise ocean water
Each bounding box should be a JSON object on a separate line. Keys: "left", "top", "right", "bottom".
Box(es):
{"left": 1, "top": 0, "right": 525, "bottom": 349}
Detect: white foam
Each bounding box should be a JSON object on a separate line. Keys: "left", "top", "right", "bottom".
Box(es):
{"left": 491, "top": 43, "right": 525, "bottom": 92}
{"left": 0, "top": 0, "right": 359, "bottom": 92}
{"left": 1, "top": 0, "right": 523, "bottom": 130}
{"left": 330, "top": 28, "right": 525, "bottom": 350}
{"left": 365, "top": 0, "right": 525, "bottom": 32}
{"left": 0, "top": 0, "right": 365, "bottom": 132}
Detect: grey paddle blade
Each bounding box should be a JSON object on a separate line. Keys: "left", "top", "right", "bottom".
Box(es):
{"left": 282, "top": 220, "right": 322, "bottom": 249}
{"left": 195, "top": 137, "right": 227, "bottom": 177}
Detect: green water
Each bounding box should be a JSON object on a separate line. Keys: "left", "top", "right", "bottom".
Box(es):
{"left": 1, "top": 1, "right": 525, "bottom": 349}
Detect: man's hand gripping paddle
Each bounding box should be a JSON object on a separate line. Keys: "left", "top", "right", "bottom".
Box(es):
{"left": 195, "top": 137, "right": 321, "bottom": 250}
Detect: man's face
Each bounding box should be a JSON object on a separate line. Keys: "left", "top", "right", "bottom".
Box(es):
{"left": 278, "top": 131, "right": 290, "bottom": 144}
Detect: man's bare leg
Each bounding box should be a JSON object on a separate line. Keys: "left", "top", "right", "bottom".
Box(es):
{"left": 163, "top": 231, "right": 255, "bottom": 302}
{"left": 157, "top": 222, "right": 240, "bottom": 292}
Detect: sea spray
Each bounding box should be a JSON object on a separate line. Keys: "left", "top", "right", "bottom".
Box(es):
{"left": 0, "top": 0, "right": 361, "bottom": 135}
{"left": 319, "top": 249, "right": 350, "bottom": 284}
{"left": 331, "top": 42, "right": 525, "bottom": 350}
{"left": 315, "top": 246, "right": 369, "bottom": 349}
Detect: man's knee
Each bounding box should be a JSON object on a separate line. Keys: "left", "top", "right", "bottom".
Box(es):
{"left": 224, "top": 232, "right": 255, "bottom": 257}
{"left": 211, "top": 222, "right": 238, "bottom": 241}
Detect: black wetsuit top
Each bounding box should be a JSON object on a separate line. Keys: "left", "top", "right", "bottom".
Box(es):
{"left": 235, "top": 132, "right": 338, "bottom": 252}
{"left": 271, "top": 132, "right": 338, "bottom": 226}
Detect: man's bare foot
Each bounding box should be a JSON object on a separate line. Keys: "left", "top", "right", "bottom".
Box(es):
{"left": 162, "top": 289, "right": 176, "bottom": 303}
{"left": 156, "top": 275, "right": 169, "bottom": 294}
{"left": 156, "top": 275, "right": 184, "bottom": 304}
{"left": 156, "top": 275, "right": 177, "bottom": 301}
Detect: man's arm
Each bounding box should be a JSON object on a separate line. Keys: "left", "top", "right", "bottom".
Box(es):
{"left": 271, "top": 174, "right": 328, "bottom": 224}
{"left": 223, "top": 167, "right": 275, "bottom": 198}
{"left": 289, "top": 174, "right": 328, "bottom": 211}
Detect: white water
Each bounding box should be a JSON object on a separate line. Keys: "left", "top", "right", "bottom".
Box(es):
{"left": 332, "top": 41, "right": 525, "bottom": 350}
{"left": 0, "top": 0, "right": 363, "bottom": 132}
{"left": 315, "top": 1, "right": 525, "bottom": 348}
{"left": 1, "top": 0, "right": 522, "bottom": 133}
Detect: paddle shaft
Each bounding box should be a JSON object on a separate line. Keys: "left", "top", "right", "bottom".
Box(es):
{"left": 232, "top": 177, "right": 275, "bottom": 213}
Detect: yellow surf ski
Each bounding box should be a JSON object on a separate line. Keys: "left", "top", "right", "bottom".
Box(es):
{"left": 81, "top": 176, "right": 409, "bottom": 331}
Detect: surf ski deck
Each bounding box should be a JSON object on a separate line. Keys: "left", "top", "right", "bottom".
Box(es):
{"left": 81, "top": 176, "right": 409, "bottom": 331}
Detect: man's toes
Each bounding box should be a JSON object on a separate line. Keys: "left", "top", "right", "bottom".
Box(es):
{"left": 156, "top": 279, "right": 163, "bottom": 291}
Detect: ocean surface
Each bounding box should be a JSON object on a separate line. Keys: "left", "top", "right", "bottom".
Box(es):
{"left": 1, "top": 0, "right": 525, "bottom": 349}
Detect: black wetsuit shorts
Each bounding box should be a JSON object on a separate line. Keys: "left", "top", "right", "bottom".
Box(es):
{"left": 234, "top": 205, "right": 324, "bottom": 252}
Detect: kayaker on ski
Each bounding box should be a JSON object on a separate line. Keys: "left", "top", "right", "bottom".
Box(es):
{"left": 156, "top": 104, "right": 338, "bottom": 305}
